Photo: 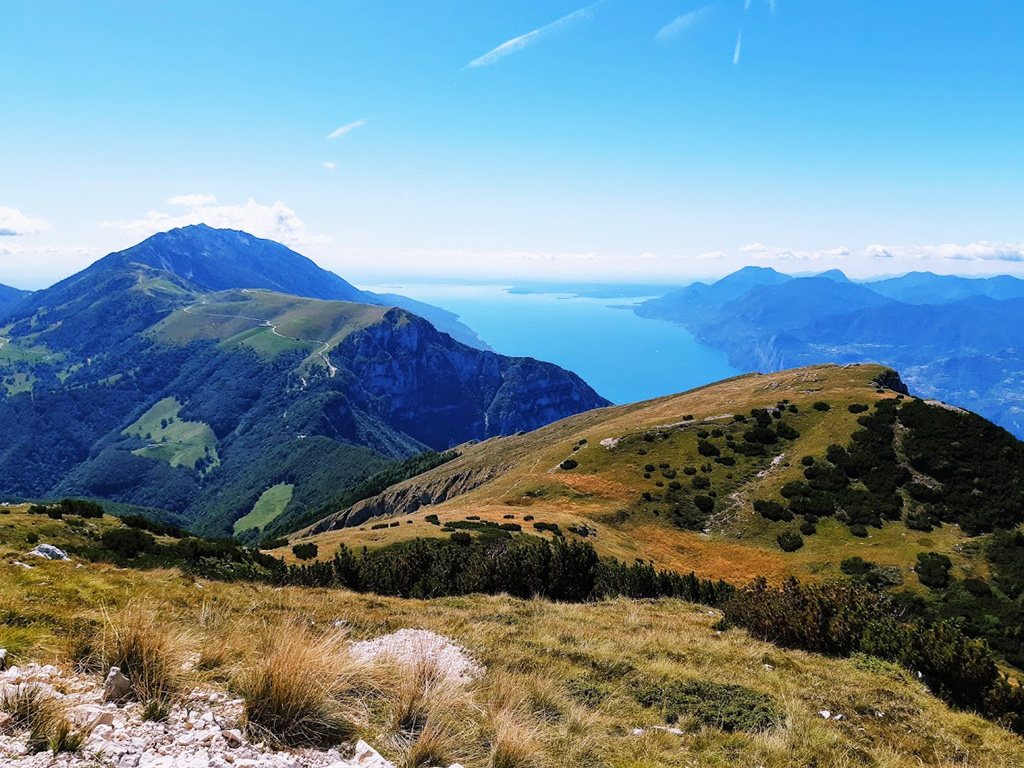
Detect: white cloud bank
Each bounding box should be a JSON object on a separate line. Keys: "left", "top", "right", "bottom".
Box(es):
{"left": 740, "top": 243, "right": 851, "bottom": 260}
{"left": 100, "top": 197, "right": 330, "bottom": 247}
{"left": 867, "top": 242, "right": 1024, "bottom": 262}
{"left": 0, "top": 206, "right": 51, "bottom": 236}
{"left": 466, "top": 3, "right": 598, "bottom": 68}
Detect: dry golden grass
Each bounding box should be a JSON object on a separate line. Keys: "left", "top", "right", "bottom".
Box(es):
{"left": 232, "top": 619, "right": 365, "bottom": 748}
{"left": 2, "top": 505, "right": 1024, "bottom": 766}
{"left": 101, "top": 605, "right": 183, "bottom": 705}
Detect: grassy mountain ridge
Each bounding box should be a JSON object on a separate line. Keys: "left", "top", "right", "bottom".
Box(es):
{"left": 289, "top": 362, "right": 1024, "bottom": 671}
{"left": 292, "top": 363, "right": 1009, "bottom": 588}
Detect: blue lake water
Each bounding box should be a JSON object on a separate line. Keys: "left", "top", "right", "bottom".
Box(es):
{"left": 363, "top": 284, "right": 746, "bottom": 405}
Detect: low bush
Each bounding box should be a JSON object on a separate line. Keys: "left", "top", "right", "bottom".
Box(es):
{"left": 635, "top": 679, "right": 781, "bottom": 733}
{"left": 777, "top": 531, "right": 803, "bottom": 552}
{"left": 559, "top": 459, "right": 578, "bottom": 470}
{"left": 916, "top": 551, "right": 953, "bottom": 589}
{"left": 292, "top": 542, "right": 318, "bottom": 561}
{"left": 813, "top": 401, "right": 831, "bottom": 411}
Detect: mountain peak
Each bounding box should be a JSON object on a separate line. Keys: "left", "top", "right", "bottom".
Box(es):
{"left": 815, "top": 269, "right": 851, "bottom": 283}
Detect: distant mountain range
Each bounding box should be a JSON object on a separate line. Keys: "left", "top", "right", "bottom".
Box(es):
{"left": 0, "top": 225, "right": 607, "bottom": 536}
{"left": 637, "top": 267, "right": 1024, "bottom": 436}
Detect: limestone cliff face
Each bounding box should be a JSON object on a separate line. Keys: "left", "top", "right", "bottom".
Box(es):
{"left": 336, "top": 309, "right": 610, "bottom": 450}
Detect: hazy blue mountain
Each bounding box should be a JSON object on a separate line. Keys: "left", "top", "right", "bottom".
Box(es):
{"left": 636, "top": 267, "right": 1024, "bottom": 437}
{"left": 815, "top": 269, "right": 853, "bottom": 283}
{"left": 0, "top": 228, "right": 607, "bottom": 537}
{"left": 635, "top": 266, "right": 791, "bottom": 324}
{"left": 0, "top": 283, "right": 30, "bottom": 320}
{"left": 866, "top": 271, "right": 1024, "bottom": 304}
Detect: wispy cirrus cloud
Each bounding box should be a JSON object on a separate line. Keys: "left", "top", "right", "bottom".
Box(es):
{"left": 868, "top": 242, "right": 1024, "bottom": 262}
{"left": 733, "top": 30, "right": 743, "bottom": 65}
{"left": 100, "top": 197, "right": 330, "bottom": 247}
{"left": 0, "top": 206, "right": 50, "bottom": 236}
{"left": 466, "top": 3, "right": 599, "bottom": 68}
{"left": 656, "top": 4, "right": 714, "bottom": 42}
{"left": 327, "top": 119, "right": 366, "bottom": 140}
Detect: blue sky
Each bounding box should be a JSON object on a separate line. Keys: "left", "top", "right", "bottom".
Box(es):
{"left": 1, "top": 0, "right": 1022, "bottom": 288}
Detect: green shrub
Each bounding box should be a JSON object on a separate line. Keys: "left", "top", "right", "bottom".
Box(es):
{"left": 559, "top": 459, "right": 578, "bottom": 470}
{"left": 916, "top": 551, "right": 953, "bottom": 589}
{"left": 635, "top": 679, "right": 781, "bottom": 733}
{"left": 697, "top": 440, "right": 720, "bottom": 457}
{"left": 848, "top": 404, "right": 869, "bottom": 414}
{"left": 101, "top": 527, "right": 157, "bottom": 559}
{"left": 813, "top": 401, "right": 831, "bottom": 411}
{"left": 291, "top": 543, "right": 318, "bottom": 561}
{"left": 849, "top": 524, "right": 869, "bottom": 538}
{"left": 777, "top": 531, "right": 803, "bottom": 552}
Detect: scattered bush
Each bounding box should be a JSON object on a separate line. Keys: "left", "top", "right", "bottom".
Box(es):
{"left": 559, "top": 459, "right": 578, "bottom": 470}
{"left": 916, "top": 551, "right": 953, "bottom": 589}
{"left": 777, "top": 531, "right": 804, "bottom": 552}
{"left": 291, "top": 542, "right": 318, "bottom": 561}
{"left": 697, "top": 439, "right": 720, "bottom": 457}
{"left": 813, "top": 401, "right": 831, "bottom": 411}
{"left": 101, "top": 527, "right": 157, "bottom": 559}
{"left": 848, "top": 404, "right": 869, "bottom": 414}
{"left": 635, "top": 679, "right": 781, "bottom": 733}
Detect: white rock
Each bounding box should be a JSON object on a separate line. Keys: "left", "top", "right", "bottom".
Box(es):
{"left": 104, "top": 666, "right": 132, "bottom": 702}
{"left": 819, "top": 710, "right": 831, "bottom": 719}
{"left": 351, "top": 740, "right": 396, "bottom": 768}
{"left": 27, "top": 543, "right": 71, "bottom": 560}
{"left": 222, "top": 728, "right": 244, "bottom": 746}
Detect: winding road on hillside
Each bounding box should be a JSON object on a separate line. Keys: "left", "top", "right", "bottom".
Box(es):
{"left": 0, "top": 336, "right": 8, "bottom": 350}
{"left": 183, "top": 298, "right": 338, "bottom": 377}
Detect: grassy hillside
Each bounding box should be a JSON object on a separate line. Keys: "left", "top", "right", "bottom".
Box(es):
{"left": 1, "top": 503, "right": 1022, "bottom": 766}
{"left": 291, "top": 364, "right": 994, "bottom": 587}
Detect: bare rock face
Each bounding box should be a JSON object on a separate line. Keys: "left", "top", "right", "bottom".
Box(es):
{"left": 103, "top": 666, "right": 132, "bottom": 702}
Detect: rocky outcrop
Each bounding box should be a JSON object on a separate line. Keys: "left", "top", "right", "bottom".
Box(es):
{"left": 336, "top": 309, "right": 609, "bottom": 450}
{"left": 872, "top": 368, "right": 909, "bottom": 395}
{"left": 312, "top": 459, "right": 514, "bottom": 534}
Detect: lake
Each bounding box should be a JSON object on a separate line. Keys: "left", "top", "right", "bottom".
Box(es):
{"left": 362, "top": 284, "right": 746, "bottom": 405}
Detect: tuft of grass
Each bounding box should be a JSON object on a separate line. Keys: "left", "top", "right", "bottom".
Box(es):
{"left": 102, "top": 607, "right": 182, "bottom": 703}
{"left": 142, "top": 698, "right": 172, "bottom": 722}
{"left": 48, "top": 715, "right": 86, "bottom": 754}
{"left": 233, "top": 620, "right": 361, "bottom": 748}
{"left": 488, "top": 708, "right": 546, "bottom": 768}
{"left": 1, "top": 685, "right": 84, "bottom": 755}
{"left": 1, "top": 685, "right": 56, "bottom": 730}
